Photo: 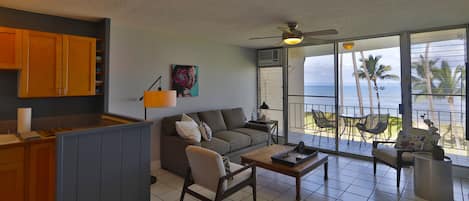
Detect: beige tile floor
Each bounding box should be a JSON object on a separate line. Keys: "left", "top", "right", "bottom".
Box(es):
{"left": 151, "top": 155, "right": 469, "bottom": 201}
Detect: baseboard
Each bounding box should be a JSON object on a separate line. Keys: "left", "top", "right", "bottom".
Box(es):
{"left": 151, "top": 160, "right": 161, "bottom": 171}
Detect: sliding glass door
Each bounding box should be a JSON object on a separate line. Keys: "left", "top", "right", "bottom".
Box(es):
{"left": 267, "top": 25, "right": 469, "bottom": 166}
{"left": 337, "top": 36, "right": 402, "bottom": 156}
{"left": 410, "top": 28, "right": 467, "bottom": 166}
{"left": 287, "top": 44, "right": 337, "bottom": 151}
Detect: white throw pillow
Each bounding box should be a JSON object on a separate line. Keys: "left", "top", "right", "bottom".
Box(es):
{"left": 199, "top": 122, "right": 213, "bottom": 141}
{"left": 175, "top": 121, "right": 201, "bottom": 143}
{"left": 181, "top": 113, "right": 195, "bottom": 122}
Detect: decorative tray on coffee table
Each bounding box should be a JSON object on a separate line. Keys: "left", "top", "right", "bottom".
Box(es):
{"left": 271, "top": 143, "right": 318, "bottom": 167}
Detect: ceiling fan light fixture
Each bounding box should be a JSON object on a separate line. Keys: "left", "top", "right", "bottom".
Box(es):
{"left": 283, "top": 31, "right": 303, "bottom": 45}
{"left": 342, "top": 42, "right": 355, "bottom": 50}
{"left": 283, "top": 37, "right": 303, "bottom": 45}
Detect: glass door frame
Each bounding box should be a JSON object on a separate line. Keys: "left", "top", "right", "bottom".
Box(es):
{"left": 283, "top": 44, "right": 339, "bottom": 153}
{"left": 278, "top": 23, "right": 469, "bottom": 161}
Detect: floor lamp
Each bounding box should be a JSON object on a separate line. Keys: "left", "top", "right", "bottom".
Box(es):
{"left": 140, "top": 75, "right": 177, "bottom": 184}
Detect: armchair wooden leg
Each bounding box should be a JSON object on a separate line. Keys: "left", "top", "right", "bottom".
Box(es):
{"left": 396, "top": 167, "right": 401, "bottom": 188}
{"left": 180, "top": 168, "right": 192, "bottom": 201}
{"left": 252, "top": 164, "right": 257, "bottom": 201}
{"left": 373, "top": 157, "right": 377, "bottom": 176}
{"left": 179, "top": 188, "right": 186, "bottom": 201}
{"left": 252, "top": 184, "right": 256, "bottom": 201}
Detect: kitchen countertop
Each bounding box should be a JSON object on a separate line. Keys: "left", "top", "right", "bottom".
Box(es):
{"left": 0, "top": 113, "right": 142, "bottom": 147}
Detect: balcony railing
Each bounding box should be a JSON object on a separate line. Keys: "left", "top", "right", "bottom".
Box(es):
{"left": 288, "top": 102, "right": 466, "bottom": 152}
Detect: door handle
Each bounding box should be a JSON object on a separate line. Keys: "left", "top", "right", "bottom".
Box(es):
{"left": 399, "top": 104, "right": 404, "bottom": 114}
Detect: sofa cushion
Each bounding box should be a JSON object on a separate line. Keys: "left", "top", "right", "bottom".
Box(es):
{"left": 372, "top": 147, "right": 414, "bottom": 166}
{"left": 213, "top": 131, "right": 251, "bottom": 151}
{"left": 162, "top": 113, "right": 200, "bottom": 136}
{"left": 201, "top": 137, "right": 230, "bottom": 155}
{"left": 175, "top": 121, "right": 202, "bottom": 143}
{"left": 198, "top": 110, "right": 227, "bottom": 133}
{"left": 232, "top": 128, "right": 268, "bottom": 145}
{"left": 222, "top": 108, "right": 247, "bottom": 130}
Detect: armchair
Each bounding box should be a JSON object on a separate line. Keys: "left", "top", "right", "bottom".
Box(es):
{"left": 372, "top": 128, "right": 432, "bottom": 188}
{"left": 181, "top": 146, "right": 257, "bottom": 201}
{"left": 372, "top": 141, "right": 414, "bottom": 188}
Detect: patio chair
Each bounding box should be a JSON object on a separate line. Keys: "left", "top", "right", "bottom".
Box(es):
{"left": 356, "top": 114, "right": 389, "bottom": 141}
{"left": 311, "top": 109, "right": 336, "bottom": 145}
{"left": 181, "top": 146, "right": 256, "bottom": 201}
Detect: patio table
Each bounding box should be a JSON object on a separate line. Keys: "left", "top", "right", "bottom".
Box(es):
{"left": 339, "top": 114, "right": 367, "bottom": 144}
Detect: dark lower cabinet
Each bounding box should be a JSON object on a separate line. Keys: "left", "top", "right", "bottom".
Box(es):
{"left": 0, "top": 145, "right": 24, "bottom": 201}
{"left": 26, "top": 139, "right": 56, "bottom": 201}
{"left": 0, "top": 139, "right": 55, "bottom": 201}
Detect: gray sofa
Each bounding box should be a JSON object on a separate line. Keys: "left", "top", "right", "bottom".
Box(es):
{"left": 161, "top": 108, "right": 271, "bottom": 176}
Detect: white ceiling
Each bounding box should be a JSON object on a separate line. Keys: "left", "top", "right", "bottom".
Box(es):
{"left": 1, "top": 0, "right": 468, "bottom": 49}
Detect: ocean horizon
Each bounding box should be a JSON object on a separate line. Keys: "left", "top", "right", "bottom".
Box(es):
{"left": 301, "top": 84, "right": 465, "bottom": 116}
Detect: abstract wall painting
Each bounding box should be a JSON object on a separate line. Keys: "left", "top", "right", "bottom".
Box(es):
{"left": 171, "top": 64, "right": 199, "bottom": 97}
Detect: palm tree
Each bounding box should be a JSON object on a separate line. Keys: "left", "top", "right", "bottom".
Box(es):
{"left": 432, "top": 61, "right": 464, "bottom": 148}
{"left": 411, "top": 55, "right": 439, "bottom": 120}
{"left": 351, "top": 51, "right": 365, "bottom": 116}
{"left": 360, "top": 51, "right": 374, "bottom": 114}
{"left": 358, "top": 55, "right": 399, "bottom": 113}
{"left": 411, "top": 43, "right": 437, "bottom": 120}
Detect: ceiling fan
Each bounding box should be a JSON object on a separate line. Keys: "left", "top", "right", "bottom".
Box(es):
{"left": 249, "top": 22, "right": 338, "bottom": 45}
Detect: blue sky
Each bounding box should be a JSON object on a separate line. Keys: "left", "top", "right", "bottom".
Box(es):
{"left": 304, "top": 47, "right": 401, "bottom": 86}
{"left": 303, "top": 39, "right": 466, "bottom": 87}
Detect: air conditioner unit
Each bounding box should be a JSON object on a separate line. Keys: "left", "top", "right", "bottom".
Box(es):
{"left": 258, "top": 48, "right": 282, "bottom": 67}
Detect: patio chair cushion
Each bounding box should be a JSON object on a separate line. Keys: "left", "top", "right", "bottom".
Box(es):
{"left": 201, "top": 137, "right": 230, "bottom": 155}
{"left": 226, "top": 162, "right": 252, "bottom": 189}
{"left": 372, "top": 147, "right": 414, "bottom": 166}
{"left": 213, "top": 131, "right": 251, "bottom": 151}
{"left": 232, "top": 128, "right": 269, "bottom": 145}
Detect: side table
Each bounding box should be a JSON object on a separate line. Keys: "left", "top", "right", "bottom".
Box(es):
{"left": 249, "top": 120, "right": 279, "bottom": 144}
{"left": 413, "top": 152, "right": 453, "bottom": 201}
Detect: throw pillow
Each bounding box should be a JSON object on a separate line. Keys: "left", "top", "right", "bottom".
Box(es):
{"left": 409, "top": 128, "right": 436, "bottom": 151}
{"left": 199, "top": 121, "right": 213, "bottom": 141}
{"left": 175, "top": 121, "right": 201, "bottom": 143}
{"left": 181, "top": 113, "right": 195, "bottom": 122}
{"left": 222, "top": 156, "right": 233, "bottom": 180}
{"left": 395, "top": 131, "right": 425, "bottom": 150}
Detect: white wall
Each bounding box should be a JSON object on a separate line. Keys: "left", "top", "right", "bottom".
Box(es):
{"left": 109, "top": 23, "right": 257, "bottom": 161}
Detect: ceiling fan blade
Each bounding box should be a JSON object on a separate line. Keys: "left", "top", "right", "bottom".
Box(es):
{"left": 303, "top": 29, "right": 338, "bottom": 36}
{"left": 277, "top": 26, "right": 292, "bottom": 33}
{"left": 249, "top": 36, "right": 282, "bottom": 40}
{"left": 302, "top": 37, "right": 331, "bottom": 45}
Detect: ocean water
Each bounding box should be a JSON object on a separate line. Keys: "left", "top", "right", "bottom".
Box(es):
{"left": 302, "top": 83, "right": 466, "bottom": 115}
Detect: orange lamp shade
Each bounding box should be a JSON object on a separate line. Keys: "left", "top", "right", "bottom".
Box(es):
{"left": 143, "top": 90, "right": 177, "bottom": 108}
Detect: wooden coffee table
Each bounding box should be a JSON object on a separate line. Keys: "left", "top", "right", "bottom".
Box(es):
{"left": 241, "top": 145, "right": 328, "bottom": 201}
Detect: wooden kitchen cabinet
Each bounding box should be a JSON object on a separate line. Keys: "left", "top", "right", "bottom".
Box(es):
{"left": 18, "top": 30, "right": 97, "bottom": 98}
{"left": 19, "top": 30, "right": 63, "bottom": 98}
{"left": 0, "top": 145, "right": 25, "bottom": 201}
{"left": 26, "top": 139, "right": 56, "bottom": 201}
{"left": 63, "top": 35, "right": 96, "bottom": 96}
{"left": 0, "top": 27, "right": 22, "bottom": 69}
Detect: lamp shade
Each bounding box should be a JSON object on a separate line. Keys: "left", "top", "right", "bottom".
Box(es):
{"left": 143, "top": 90, "right": 176, "bottom": 108}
